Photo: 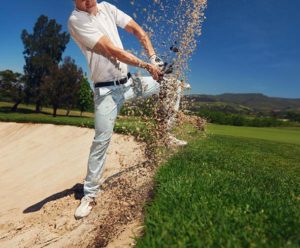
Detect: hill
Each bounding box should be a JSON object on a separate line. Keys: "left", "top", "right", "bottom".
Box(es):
{"left": 187, "top": 93, "right": 300, "bottom": 114}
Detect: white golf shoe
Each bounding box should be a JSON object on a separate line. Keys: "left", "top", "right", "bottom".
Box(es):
{"left": 167, "top": 135, "right": 188, "bottom": 147}
{"left": 74, "top": 195, "right": 96, "bottom": 219}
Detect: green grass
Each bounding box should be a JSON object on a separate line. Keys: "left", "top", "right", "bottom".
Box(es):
{"left": 0, "top": 111, "right": 95, "bottom": 127}
{"left": 0, "top": 101, "right": 94, "bottom": 117}
{"left": 208, "top": 123, "right": 300, "bottom": 145}
{"left": 0, "top": 101, "right": 146, "bottom": 137}
{"left": 136, "top": 135, "right": 300, "bottom": 247}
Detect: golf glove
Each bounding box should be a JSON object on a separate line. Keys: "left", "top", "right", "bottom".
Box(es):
{"left": 150, "top": 54, "right": 164, "bottom": 69}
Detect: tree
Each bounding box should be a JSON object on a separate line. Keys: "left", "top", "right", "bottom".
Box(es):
{"left": 77, "top": 77, "right": 93, "bottom": 116}
{"left": 41, "top": 57, "right": 83, "bottom": 117}
{"left": 0, "top": 70, "right": 25, "bottom": 111}
{"left": 60, "top": 57, "right": 84, "bottom": 116}
{"left": 21, "top": 15, "right": 70, "bottom": 112}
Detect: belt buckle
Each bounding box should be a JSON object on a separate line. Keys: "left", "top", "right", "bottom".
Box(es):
{"left": 115, "top": 74, "right": 130, "bottom": 86}
{"left": 115, "top": 78, "right": 122, "bottom": 85}
{"left": 117, "top": 78, "right": 124, "bottom": 85}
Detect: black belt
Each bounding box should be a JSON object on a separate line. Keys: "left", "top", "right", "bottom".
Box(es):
{"left": 95, "top": 73, "right": 131, "bottom": 88}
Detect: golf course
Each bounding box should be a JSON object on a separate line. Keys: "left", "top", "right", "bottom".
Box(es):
{"left": 1, "top": 0, "right": 300, "bottom": 246}
{"left": 0, "top": 101, "right": 299, "bottom": 247}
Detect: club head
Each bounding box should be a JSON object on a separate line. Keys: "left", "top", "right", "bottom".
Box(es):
{"left": 162, "top": 63, "right": 174, "bottom": 74}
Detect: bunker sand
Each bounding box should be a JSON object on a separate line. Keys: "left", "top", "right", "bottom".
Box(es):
{"left": 0, "top": 122, "right": 150, "bottom": 247}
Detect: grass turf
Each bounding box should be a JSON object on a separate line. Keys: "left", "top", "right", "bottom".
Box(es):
{"left": 208, "top": 123, "right": 300, "bottom": 145}
{"left": 136, "top": 135, "right": 300, "bottom": 247}
{"left": 0, "top": 102, "right": 147, "bottom": 137}
{"left": 0, "top": 101, "right": 94, "bottom": 117}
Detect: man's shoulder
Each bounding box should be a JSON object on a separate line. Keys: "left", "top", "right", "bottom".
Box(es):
{"left": 68, "top": 13, "right": 79, "bottom": 27}
{"left": 68, "top": 10, "right": 88, "bottom": 25}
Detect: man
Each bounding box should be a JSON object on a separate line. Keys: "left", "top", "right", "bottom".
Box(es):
{"left": 68, "top": 0, "right": 187, "bottom": 219}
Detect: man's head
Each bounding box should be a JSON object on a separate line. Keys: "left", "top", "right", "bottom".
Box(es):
{"left": 74, "top": 0, "right": 97, "bottom": 12}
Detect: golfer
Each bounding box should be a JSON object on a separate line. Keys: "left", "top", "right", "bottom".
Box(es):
{"left": 68, "top": 0, "right": 187, "bottom": 219}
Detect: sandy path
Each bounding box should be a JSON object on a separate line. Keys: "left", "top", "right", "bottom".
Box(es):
{"left": 0, "top": 122, "right": 149, "bottom": 248}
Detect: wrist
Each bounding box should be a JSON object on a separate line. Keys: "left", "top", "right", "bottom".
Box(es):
{"left": 144, "top": 63, "right": 151, "bottom": 71}
{"left": 139, "top": 61, "right": 150, "bottom": 70}
{"left": 149, "top": 53, "right": 156, "bottom": 59}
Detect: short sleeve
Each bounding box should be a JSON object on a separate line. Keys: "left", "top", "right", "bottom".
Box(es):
{"left": 68, "top": 16, "right": 104, "bottom": 49}
{"left": 103, "top": 2, "right": 132, "bottom": 28}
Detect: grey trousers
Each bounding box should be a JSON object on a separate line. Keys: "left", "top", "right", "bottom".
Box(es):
{"left": 84, "top": 75, "right": 181, "bottom": 197}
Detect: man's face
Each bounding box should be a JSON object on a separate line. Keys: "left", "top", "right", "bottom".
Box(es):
{"left": 75, "top": 0, "right": 97, "bottom": 12}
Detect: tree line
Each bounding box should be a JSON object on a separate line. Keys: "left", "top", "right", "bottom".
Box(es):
{"left": 197, "top": 110, "right": 289, "bottom": 127}
{"left": 0, "top": 15, "right": 93, "bottom": 117}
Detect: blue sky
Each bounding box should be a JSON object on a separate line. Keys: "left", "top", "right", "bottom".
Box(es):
{"left": 0, "top": 0, "right": 299, "bottom": 98}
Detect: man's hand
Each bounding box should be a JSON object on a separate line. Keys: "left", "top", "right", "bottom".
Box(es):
{"left": 149, "top": 54, "right": 165, "bottom": 69}
{"left": 145, "top": 63, "right": 163, "bottom": 81}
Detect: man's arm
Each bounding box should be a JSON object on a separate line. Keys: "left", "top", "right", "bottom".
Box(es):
{"left": 92, "top": 36, "right": 162, "bottom": 80}
{"left": 125, "top": 19, "right": 155, "bottom": 58}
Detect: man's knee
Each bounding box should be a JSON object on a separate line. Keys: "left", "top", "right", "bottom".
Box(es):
{"left": 94, "top": 130, "right": 113, "bottom": 143}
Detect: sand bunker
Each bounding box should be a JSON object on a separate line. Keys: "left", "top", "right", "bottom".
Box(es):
{"left": 0, "top": 122, "right": 150, "bottom": 247}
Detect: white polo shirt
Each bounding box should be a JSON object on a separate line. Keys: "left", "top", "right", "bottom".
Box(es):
{"left": 68, "top": 1, "right": 132, "bottom": 83}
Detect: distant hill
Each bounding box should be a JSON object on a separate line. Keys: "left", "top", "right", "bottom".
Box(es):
{"left": 187, "top": 93, "right": 300, "bottom": 113}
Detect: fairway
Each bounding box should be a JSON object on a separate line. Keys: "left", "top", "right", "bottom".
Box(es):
{"left": 137, "top": 134, "right": 300, "bottom": 247}
{"left": 207, "top": 123, "right": 300, "bottom": 145}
